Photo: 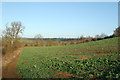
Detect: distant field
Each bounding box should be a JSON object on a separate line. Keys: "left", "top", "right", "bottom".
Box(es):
{"left": 17, "top": 37, "right": 120, "bottom": 78}
{"left": 20, "top": 37, "right": 81, "bottom": 42}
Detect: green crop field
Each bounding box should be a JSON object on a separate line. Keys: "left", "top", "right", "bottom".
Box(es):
{"left": 17, "top": 37, "right": 120, "bottom": 79}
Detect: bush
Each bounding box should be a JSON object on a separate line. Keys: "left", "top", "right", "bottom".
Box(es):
{"left": 2, "top": 38, "right": 23, "bottom": 55}
{"left": 114, "top": 26, "right": 120, "bottom": 37}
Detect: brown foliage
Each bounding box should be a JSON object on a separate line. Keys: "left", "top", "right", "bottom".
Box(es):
{"left": 114, "top": 26, "right": 120, "bottom": 37}
{"left": 2, "top": 21, "right": 25, "bottom": 54}
{"left": 22, "top": 37, "right": 101, "bottom": 48}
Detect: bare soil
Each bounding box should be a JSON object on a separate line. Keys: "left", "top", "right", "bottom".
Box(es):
{"left": 96, "top": 54, "right": 111, "bottom": 56}
{"left": 53, "top": 72, "right": 75, "bottom": 78}
{"left": 76, "top": 57, "right": 89, "bottom": 60}
{"left": 2, "top": 48, "right": 23, "bottom": 79}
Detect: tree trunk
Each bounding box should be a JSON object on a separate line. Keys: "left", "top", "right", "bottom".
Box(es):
{"left": 11, "top": 40, "right": 13, "bottom": 45}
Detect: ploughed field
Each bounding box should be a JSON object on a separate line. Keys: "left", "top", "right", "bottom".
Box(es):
{"left": 17, "top": 37, "right": 120, "bottom": 78}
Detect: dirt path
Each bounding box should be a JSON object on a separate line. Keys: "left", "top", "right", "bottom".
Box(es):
{"left": 2, "top": 48, "right": 23, "bottom": 79}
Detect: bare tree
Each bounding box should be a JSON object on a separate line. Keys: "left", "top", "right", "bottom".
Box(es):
{"left": 2, "top": 21, "right": 25, "bottom": 54}
{"left": 34, "top": 34, "right": 42, "bottom": 40}
{"left": 3, "top": 21, "right": 25, "bottom": 46}
{"left": 95, "top": 34, "right": 99, "bottom": 40}
{"left": 34, "top": 34, "right": 43, "bottom": 46}
{"left": 80, "top": 35, "right": 84, "bottom": 40}
{"left": 99, "top": 33, "right": 107, "bottom": 38}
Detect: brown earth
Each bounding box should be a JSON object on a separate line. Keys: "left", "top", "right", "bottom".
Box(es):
{"left": 2, "top": 48, "right": 23, "bottom": 79}
{"left": 53, "top": 72, "right": 75, "bottom": 78}
{"left": 96, "top": 54, "right": 111, "bottom": 56}
{"left": 76, "top": 57, "right": 89, "bottom": 60}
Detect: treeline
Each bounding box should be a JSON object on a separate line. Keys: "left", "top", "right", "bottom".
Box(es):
{"left": 23, "top": 32, "right": 117, "bottom": 47}
{"left": 22, "top": 38, "right": 79, "bottom": 41}
{"left": 23, "top": 34, "right": 115, "bottom": 47}
{"left": 2, "top": 21, "right": 120, "bottom": 55}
